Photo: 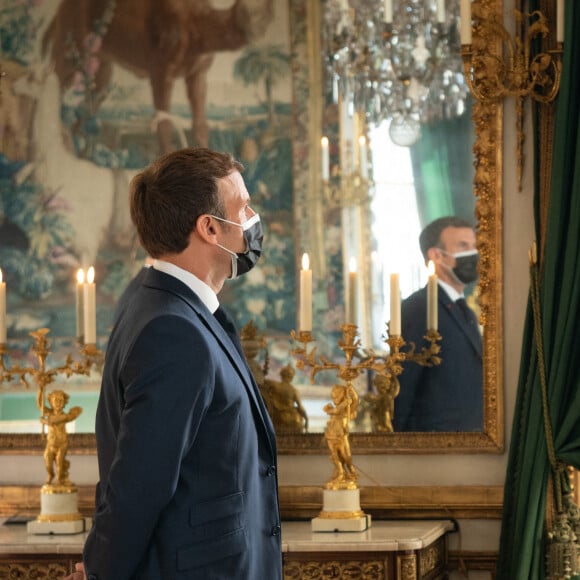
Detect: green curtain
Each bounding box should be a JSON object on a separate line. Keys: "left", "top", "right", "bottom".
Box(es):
{"left": 410, "top": 98, "right": 475, "bottom": 228}
{"left": 497, "top": 3, "right": 580, "bottom": 578}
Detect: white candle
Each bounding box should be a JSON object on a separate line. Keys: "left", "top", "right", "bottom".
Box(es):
{"left": 384, "top": 0, "right": 393, "bottom": 23}
{"left": 389, "top": 273, "right": 401, "bottom": 336}
{"left": 557, "top": 0, "right": 564, "bottom": 43}
{"left": 358, "top": 135, "right": 368, "bottom": 179}
{"left": 83, "top": 266, "right": 96, "bottom": 345}
{"left": 0, "top": 269, "right": 6, "bottom": 344}
{"left": 299, "top": 253, "right": 313, "bottom": 332}
{"left": 76, "top": 269, "right": 85, "bottom": 341}
{"left": 321, "top": 136, "right": 330, "bottom": 181}
{"left": 460, "top": 0, "right": 472, "bottom": 45}
{"left": 437, "top": 0, "right": 446, "bottom": 23}
{"left": 346, "top": 257, "right": 357, "bottom": 325}
{"left": 427, "top": 260, "right": 438, "bottom": 331}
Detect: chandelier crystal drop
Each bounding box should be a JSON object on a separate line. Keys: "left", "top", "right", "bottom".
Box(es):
{"left": 322, "top": 0, "right": 469, "bottom": 146}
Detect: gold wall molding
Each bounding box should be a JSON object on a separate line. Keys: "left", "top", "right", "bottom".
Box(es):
{"left": 278, "top": 485, "right": 503, "bottom": 520}
{"left": 1, "top": 484, "right": 504, "bottom": 519}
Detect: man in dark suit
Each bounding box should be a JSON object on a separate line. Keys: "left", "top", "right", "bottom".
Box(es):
{"left": 69, "top": 148, "right": 282, "bottom": 579}
{"left": 393, "top": 216, "right": 483, "bottom": 432}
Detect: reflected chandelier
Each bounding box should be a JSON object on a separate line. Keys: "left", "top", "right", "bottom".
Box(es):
{"left": 322, "top": 0, "right": 469, "bottom": 146}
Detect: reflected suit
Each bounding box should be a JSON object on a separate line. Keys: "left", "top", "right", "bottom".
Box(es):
{"left": 393, "top": 285, "right": 483, "bottom": 432}
{"left": 84, "top": 267, "right": 282, "bottom": 579}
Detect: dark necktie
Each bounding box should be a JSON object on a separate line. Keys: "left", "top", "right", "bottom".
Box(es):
{"left": 456, "top": 298, "right": 475, "bottom": 325}
{"left": 214, "top": 306, "right": 243, "bottom": 354}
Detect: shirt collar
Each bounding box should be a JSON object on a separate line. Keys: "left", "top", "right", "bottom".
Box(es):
{"left": 438, "top": 278, "right": 463, "bottom": 302}
{"left": 152, "top": 259, "right": 219, "bottom": 314}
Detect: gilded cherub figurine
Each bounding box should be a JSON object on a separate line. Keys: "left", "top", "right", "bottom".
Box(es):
{"left": 266, "top": 364, "right": 308, "bottom": 433}
{"left": 364, "top": 372, "right": 400, "bottom": 433}
{"left": 323, "top": 384, "right": 358, "bottom": 489}
{"left": 38, "top": 389, "right": 82, "bottom": 487}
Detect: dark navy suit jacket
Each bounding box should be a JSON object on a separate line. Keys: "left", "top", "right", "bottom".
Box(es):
{"left": 84, "top": 268, "right": 282, "bottom": 579}
{"left": 393, "top": 285, "right": 483, "bottom": 432}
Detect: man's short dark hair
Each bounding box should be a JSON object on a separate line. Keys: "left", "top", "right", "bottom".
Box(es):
{"left": 419, "top": 216, "right": 476, "bottom": 262}
{"left": 130, "top": 148, "right": 244, "bottom": 258}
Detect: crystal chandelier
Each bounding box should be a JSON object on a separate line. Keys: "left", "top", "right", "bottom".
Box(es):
{"left": 322, "top": 0, "right": 469, "bottom": 146}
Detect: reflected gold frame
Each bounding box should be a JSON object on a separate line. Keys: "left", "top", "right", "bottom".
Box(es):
{"left": 0, "top": 0, "right": 504, "bottom": 455}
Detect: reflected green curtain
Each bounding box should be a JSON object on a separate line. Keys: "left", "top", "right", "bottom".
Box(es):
{"left": 497, "top": 3, "right": 580, "bottom": 578}
{"left": 410, "top": 98, "right": 475, "bottom": 228}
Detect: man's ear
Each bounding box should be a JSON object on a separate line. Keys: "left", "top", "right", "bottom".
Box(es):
{"left": 196, "top": 215, "right": 218, "bottom": 244}
{"left": 426, "top": 246, "right": 441, "bottom": 263}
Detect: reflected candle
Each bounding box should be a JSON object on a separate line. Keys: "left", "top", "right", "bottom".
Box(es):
{"left": 347, "top": 258, "right": 357, "bottom": 325}
{"left": 427, "top": 260, "right": 438, "bottom": 331}
{"left": 358, "top": 135, "right": 368, "bottom": 179}
{"left": 299, "top": 253, "right": 313, "bottom": 332}
{"left": 321, "top": 136, "right": 330, "bottom": 181}
{"left": 76, "top": 269, "right": 85, "bottom": 342}
{"left": 460, "top": 0, "right": 472, "bottom": 44}
{"left": 389, "top": 273, "right": 401, "bottom": 336}
{"left": 84, "top": 266, "right": 96, "bottom": 345}
{"left": 0, "top": 269, "right": 6, "bottom": 344}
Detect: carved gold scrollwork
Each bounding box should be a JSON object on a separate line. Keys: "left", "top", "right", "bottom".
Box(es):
{"left": 397, "top": 553, "right": 418, "bottom": 580}
{"left": 420, "top": 538, "right": 444, "bottom": 575}
{"left": 0, "top": 561, "right": 71, "bottom": 579}
{"left": 284, "top": 559, "right": 385, "bottom": 579}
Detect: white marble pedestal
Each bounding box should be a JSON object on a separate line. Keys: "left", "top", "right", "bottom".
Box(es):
{"left": 311, "top": 488, "right": 371, "bottom": 532}
{"left": 27, "top": 485, "right": 85, "bottom": 535}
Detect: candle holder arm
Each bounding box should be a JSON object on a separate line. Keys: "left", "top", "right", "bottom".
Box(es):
{"left": 402, "top": 330, "right": 443, "bottom": 367}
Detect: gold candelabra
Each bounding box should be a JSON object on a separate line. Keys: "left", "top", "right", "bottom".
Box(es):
{"left": 461, "top": 6, "right": 562, "bottom": 190}
{"left": 323, "top": 137, "right": 373, "bottom": 208}
{"left": 291, "top": 324, "right": 441, "bottom": 490}
{"left": 323, "top": 170, "right": 372, "bottom": 209}
{"left": 0, "top": 329, "right": 103, "bottom": 485}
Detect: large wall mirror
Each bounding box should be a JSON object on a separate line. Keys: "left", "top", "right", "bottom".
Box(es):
{"left": 276, "top": 0, "right": 504, "bottom": 455}
{"left": 0, "top": 0, "right": 503, "bottom": 455}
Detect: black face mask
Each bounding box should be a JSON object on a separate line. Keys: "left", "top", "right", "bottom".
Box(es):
{"left": 212, "top": 214, "right": 264, "bottom": 279}
{"left": 441, "top": 249, "right": 479, "bottom": 284}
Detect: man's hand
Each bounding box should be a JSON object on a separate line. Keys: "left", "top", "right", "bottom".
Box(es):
{"left": 63, "top": 561, "right": 86, "bottom": 580}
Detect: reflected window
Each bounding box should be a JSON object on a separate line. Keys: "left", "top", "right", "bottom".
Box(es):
{"left": 369, "top": 121, "right": 427, "bottom": 349}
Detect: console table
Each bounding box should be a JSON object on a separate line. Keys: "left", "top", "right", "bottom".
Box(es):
{"left": 0, "top": 518, "right": 454, "bottom": 579}
{"left": 283, "top": 520, "right": 454, "bottom": 579}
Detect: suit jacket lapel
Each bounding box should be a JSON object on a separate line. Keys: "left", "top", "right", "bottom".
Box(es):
{"left": 439, "top": 289, "right": 483, "bottom": 358}
{"left": 143, "top": 269, "right": 277, "bottom": 454}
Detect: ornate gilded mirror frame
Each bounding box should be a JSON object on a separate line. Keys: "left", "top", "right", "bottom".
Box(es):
{"left": 0, "top": 0, "right": 505, "bottom": 456}
{"left": 277, "top": 0, "right": 505, "bottom": 455}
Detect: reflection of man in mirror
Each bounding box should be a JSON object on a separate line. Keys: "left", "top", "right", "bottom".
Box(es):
{"left": 39, "top": 389, "right": 82, "bottom": 486}
{"left": 394, "top": 216, "right": 483, "bottom": 432}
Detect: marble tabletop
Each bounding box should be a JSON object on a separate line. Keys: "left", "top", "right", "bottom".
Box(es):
{"left": 281, "top": 520, "right": 455, "bottom": 552}
{"left": 0, "top": 517, "right": 91, "bottom": 554}
{"left": 0, "top": 518, "right": 455, "bottom": 555}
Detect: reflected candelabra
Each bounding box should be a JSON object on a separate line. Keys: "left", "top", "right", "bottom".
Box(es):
{"left": 322, "top": 135, "right": 373, "bottom": 208}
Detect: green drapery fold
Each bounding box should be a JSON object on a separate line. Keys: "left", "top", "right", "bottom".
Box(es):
{"left": 497, "top": 2, "right": 580, "bottom": 578}
{"left": 409, "top": 99, "right": 475, "bottom": 228}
